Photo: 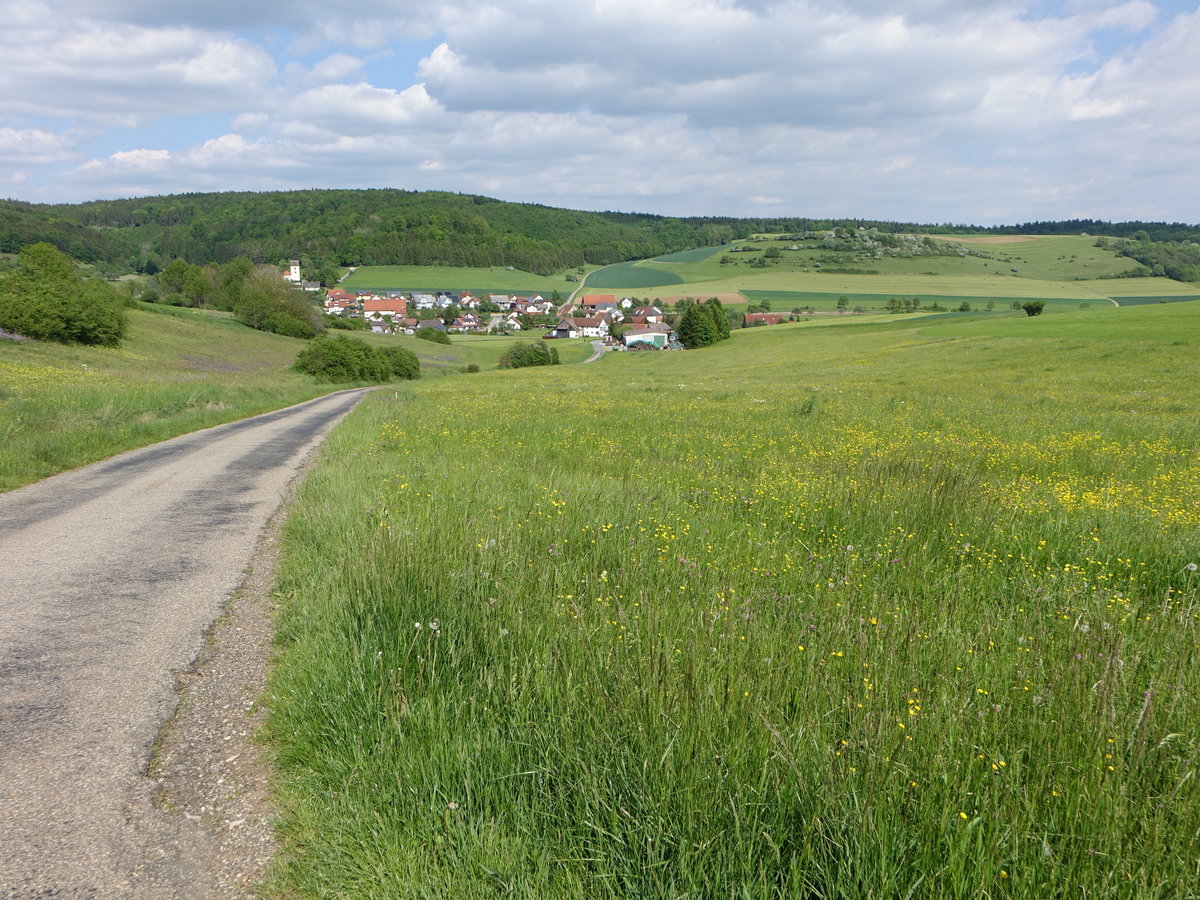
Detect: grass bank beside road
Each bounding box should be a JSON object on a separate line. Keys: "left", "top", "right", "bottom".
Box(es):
{"left": 0, "top": 304, "right": 327, "bottom": 491}
{"left": 264, "top": 303, "right": 1200, "bottom": 897}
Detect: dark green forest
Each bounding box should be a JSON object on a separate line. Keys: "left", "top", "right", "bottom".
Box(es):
{"left": 0, "top": 190, "right": 755, "bottom": 277}
{"left": 1, "top": 190, "right": 1198, "bottom": 280}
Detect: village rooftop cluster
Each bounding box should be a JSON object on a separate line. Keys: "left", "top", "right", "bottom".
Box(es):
{"left": 285, "top": 259, "right": 795, "bottom": 350}
{"left": 318, "top": 283, "right": 682, "bottom": 350}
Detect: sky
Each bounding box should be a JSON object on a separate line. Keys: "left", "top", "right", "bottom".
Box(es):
{"left": 1, "top": 0, "right": 1198, "bottom": 223}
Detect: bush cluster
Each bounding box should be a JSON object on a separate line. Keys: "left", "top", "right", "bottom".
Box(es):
{"left": 293, "top": 335, "right": 420, "bottom": 383}
{"left": 0, "top": 243, "right": 127, "bottom": 346}
{"left": 415, "top": 327, "right": 451, "bottom": 345}
{"left": 499, "top": 341, "right": 560, "bottom": 368}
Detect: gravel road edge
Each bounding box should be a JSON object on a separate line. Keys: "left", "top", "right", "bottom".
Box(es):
{"left": 137, "top": 439, "right": 320, "bottom": 897}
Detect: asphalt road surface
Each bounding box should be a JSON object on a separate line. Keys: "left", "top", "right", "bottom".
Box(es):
{"left": 0, "top": 389, "right": 367, "bottom": 897}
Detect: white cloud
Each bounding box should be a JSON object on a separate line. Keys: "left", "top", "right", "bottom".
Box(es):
{"left": 291, "top": 53, "right": 367, "bottom": 85}
{"left": 0, "top": 3, "right": 276, "bottom": 125}
{"left": 283, "top": 82, "right": 442, "bottom": 137}
{"left": 5, "top": 1, "right": 1198, "bottom": 222}
{"left": 0, "top": 127, "right": 78, "bottom": 163}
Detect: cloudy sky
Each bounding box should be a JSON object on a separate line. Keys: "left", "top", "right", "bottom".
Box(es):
{"left": 1, "top": 0, "right": 1198, "bottom": 223}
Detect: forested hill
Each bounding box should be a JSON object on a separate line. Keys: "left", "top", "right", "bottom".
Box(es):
{"left": 0, "top": 190, "right": 760, "bottom": 277}
{"left": 1, "top": 189, "right": 1198, "bottom": 278}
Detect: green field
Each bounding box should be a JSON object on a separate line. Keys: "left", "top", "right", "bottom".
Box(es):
{"left": 1072, "top": 277, "right": 1200, "bottom": 296}
{"left": 740, "top": 290, "right": 1108, "bottom": 312}
{"left": 340, "top": 265, "right": 584, "bottom": 295}
{"left": 651, "top": 245, "right": 731, "bottom": 263}
{"left": 643, "top": 271, "right": 1108, "bottom": 301}
{"left": 922, "top": 235, "right": 1136, "bottom": 280}
{"left": 355, "top": 331, "right": 593, "bottom": 371}
{"left": 0, "top": 304, "right": 329, "bottom": 491}
{"left": 1110, "top": 295, "right": 1200, "bottom": 306}
{"left": 585, "top": 261, "right": 685, "bottom": 289}
{"left": 263, "top": 302, "right": 1200, "bottom": 898}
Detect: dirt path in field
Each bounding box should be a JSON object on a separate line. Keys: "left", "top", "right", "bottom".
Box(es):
{"left": 0, "top": 389, "right": 367, "bottom": 898}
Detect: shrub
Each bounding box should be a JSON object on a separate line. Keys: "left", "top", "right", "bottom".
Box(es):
{"left": 415, "top": 327, "right": 451, "bottom": 345}
{"left": 499, "top": 341, "right": 560, "bottom": 368}
{"left": 0, "top": 243, "right": 127, "bottom": 346}
{"left": 378, "top": 345, "right": 420, "bottom": 381}
{"left": 1022, "top": 300, "right": 1046, "bottom": 317}
{"left": 294, "top": 336, "right": 420, "bottom": 383}
{"left": 325, "top": 315, "right": 368, "bottom": 331}
{"left": 264, "top": 312, "right": 317, "bottom": 339}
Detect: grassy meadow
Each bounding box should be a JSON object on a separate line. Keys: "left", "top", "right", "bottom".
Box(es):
{"left": 264, "top": 303, "right": 1200, "bottom": 897}
{"left": 0, "top": 303, "right": 332, "bottom": 491}
{"left": 356, "top": 331, "right": 595, "bottom": 373}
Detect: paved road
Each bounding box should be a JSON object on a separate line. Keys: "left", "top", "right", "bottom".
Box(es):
{"left": 581, "top": 339, "right": 610, "bottom": 363}
{"left": 0, "top": 389, "right": 367, "bottom": 897}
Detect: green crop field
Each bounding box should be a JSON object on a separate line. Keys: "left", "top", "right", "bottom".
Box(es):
{"left": 263, "top": 302, "right": 1200, "bottom": 898}
{"left": 651, "top": 245, "right": 731, "bottom": 263}
{"left": 0, "top": 304, "right": 329, "bottom": 491}
{"left": 340, "top": 265, "right": 584, "bottom": 295}
{"left": 584, "top": 261, "right": 685, "bottom": 289}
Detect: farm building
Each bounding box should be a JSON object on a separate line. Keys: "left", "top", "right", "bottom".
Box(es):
{"left": 547, "top": 317, "right": 609, "bottom": 339}
{"left": 623, "top": 324, "right": 673, "bottom": 349}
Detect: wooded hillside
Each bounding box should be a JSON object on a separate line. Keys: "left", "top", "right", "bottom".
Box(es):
{"left": 2, "top": 190, "right": 1198, "bottom": 279}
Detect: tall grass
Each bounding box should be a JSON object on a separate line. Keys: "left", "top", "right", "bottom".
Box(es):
{"left": 265, "top": 304, "right": 1200, "bottom": 897}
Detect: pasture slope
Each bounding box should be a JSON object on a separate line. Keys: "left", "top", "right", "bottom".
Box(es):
{"left": 347, "top": 234, "right": 1200, "bottom": 313}
{"left": 0, "top": 304, "right": 329, "bottom": 492}
{"left": 264, "top": 302, "right": 1200, "bottom": 898}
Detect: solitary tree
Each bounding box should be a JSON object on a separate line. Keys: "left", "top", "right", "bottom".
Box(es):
{"left": 1021, "top": 300, "right": 1045, "bottom": 317}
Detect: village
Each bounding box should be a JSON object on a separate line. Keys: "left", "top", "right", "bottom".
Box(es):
{"left": 317, "top": 285, "right": 680, "bottom": 351}
{"left": 282, "top": 259, "right": 795, "bottom": 350}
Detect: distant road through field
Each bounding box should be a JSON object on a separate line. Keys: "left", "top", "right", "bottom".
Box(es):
{"left": 0, "top": 389, "right": 367, "bottom": 896}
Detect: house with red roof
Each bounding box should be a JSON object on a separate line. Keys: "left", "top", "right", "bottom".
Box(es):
{"left": 362, "top": 296, "right": 408, "bottom": 318}
{"left": 579, "top": 294, "right": 617, "bottom": 309}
